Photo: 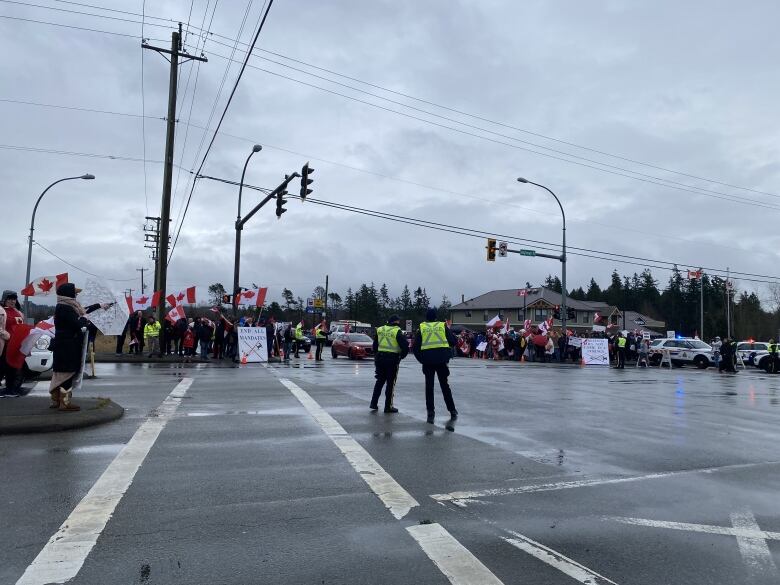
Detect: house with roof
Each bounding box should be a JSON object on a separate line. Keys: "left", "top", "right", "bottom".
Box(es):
{"left": 450, "top": 287, "right": 665, "bottom": 336}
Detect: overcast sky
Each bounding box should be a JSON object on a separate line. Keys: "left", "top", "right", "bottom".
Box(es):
{"left": 2, "top": 0, "right": 779, "bottom": 308}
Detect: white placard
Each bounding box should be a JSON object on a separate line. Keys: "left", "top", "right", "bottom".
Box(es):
{"left": 591, "top": 324, "right": 606, "bottom": 332}
{"left": 406, "top": 320, "right": 413, "bottom": 333}
{"left": 476, "top": 341, "right": 488, "bottom": 352}
{"left": 581, "top": 338, "right": 609, "bottom": 365}
{"left": 568, "top": 337, "right": 583, "bottom": 348}
{"left": 237, "top": 326, "right": 268, "bottom": 363}
{"left": 666, "top": 330, "right": 676, "bottom": 339}
{"left": 77, "top": 278, "right": 129, "bottom": 335}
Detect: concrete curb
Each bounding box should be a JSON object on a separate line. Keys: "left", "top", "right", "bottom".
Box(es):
{"left": 0, "top": 396, "right": 124, "bottom": 435}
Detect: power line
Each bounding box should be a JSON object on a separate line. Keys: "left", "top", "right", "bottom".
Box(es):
{"left": 0, "top": 13, "right": 168, "bottom": 40}
{"left": 140, "top": 0, "right": 149, "bottom": 216}
{"left": 0, "top": 0, "right": 178, "bottom": 30}
{"left": 34, "top": 241, "right": 137, "bottom": 282}
{"left": 169, "top": 0, "right": 276, "bottom": 261}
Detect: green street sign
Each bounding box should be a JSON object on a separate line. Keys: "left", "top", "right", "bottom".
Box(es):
{"left": 519, "top": 249, "right": 536, "bottom": 257}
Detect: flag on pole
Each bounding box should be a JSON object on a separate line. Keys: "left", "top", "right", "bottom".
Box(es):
{"left": 517, "top": 289, "right": 527, "bottom": 297}
{"left": 166, "top": 286, "right": 196, "bottom": 307}
{"left": 593, "top": 311, "right": 601, "bottom": 323}
{"left": 165, "top": 304, "right": 186, "bottom": 324}
{"left": 236, "top": 287, "right": 268, "bottom": 307}
{"left": 125, "top": 291, "right": 161, "bottom": 312}
{"left": 21, "top": 273, "right": 68, "bottom": 296}
{"left": 687, "top": 270, "right": 703, "bottom": 279}
{"left": 523, "top": 319, "right": 532, "bottom": 331}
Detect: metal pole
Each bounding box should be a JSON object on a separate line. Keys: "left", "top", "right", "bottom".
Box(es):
{"left": 25, "top": 175, "right": 92, "bottom": 316}
{"left": 700, "top": 268, "right": 704, "bottom": 340}
{"left": 324, "top": 274, "right": 329, "bottom": 320}
{"left": 523, "top": 291, "right": 527, "bottom": 323}
{"left": 726, "top": 267, "right": 731, "bottom": 339}
{"left": 233, "top": 146, "right": 261, "bottom": 316}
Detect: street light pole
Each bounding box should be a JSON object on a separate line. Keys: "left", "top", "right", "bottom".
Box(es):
{"left": 233, "top": 144, "right": 262, "bottom": 315}
{"left": 517, "top": 178, "right": 567, "bottom": 335}
{"left": 24, "top": 174, "right": 95, "bottom": 315}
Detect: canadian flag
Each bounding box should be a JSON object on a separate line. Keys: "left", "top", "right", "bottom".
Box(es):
{"left": 687, "top": 270, "right": 703, "bottom": 280}
{"left": 166, "top": 286, "right": 196, "bottom": 307}
{"left": 236, "top": 287, "right": 268, "bottom": 307}
{"left": 34, "top": 317, "right": 55, "bottom": 334}
{"left": 523, "top": 319, "right": 532, "bottom": 331}
{"left": 21, "top": 273, "right": 68, "bottom": 296}
{"left": 517, "top": 289, "right": 527, "bottom": 297}
{"left": 539, "top": 317, "right": 553, "bottom": 335}
{"left": 125, "top": 291, "right": 161, "bottom": 312}
{"left": 593, "top": 312, "right": 602, "bottom": 323}
{"left": 486, "top": 314, "right": 502, "bottom": 328}
{"left": 165, "top": 304, "right": 186, "bottom": 324}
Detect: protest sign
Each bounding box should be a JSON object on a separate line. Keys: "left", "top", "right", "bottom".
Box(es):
{"left": 592, "top": 324, "right": 606, "bottom": 332}
{"left": 568, "top": 337, "right": 583, "bottom": 348}
{"left": 78, "top": 278, "right": 128, "bottom": 335}
{"left": 237, "top": 326, "right": 268, "bottom": 363}
{"left": 582, "top": 338, "right": 609, "bottom": 365}
{"left": 476, "top": 341, "right": 488, "bottom": 352}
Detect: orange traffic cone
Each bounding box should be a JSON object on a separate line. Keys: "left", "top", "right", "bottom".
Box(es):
{"left": 240, "top": 354, "right": 248, "bottom": 365}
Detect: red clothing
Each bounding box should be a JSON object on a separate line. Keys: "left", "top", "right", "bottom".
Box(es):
{"left": 4, "top": 307, "right": 24, "bottom": 336}
{"left": 183, "top": 329, "right": 195, "bottom": 349}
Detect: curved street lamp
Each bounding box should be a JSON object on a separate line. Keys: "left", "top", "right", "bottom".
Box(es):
{"left": 233, "top": 144, "right": 262, "bottom": 315}
{"left": 24, "top": 174, "right": 95, "bottom": 314}
{"left": 517, "top": 177, "right": 568, "bottom": 335}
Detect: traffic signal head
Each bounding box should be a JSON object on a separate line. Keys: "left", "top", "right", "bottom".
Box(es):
{"left": 300, "top": 162, "right": 314, "bottom": 200}
{"left": 276, "top": 190, "right": 288, "bottom": 219}
{"left": 566, "top": 308, "right": 576, "bottom": 320}
{"left": 553, "top": 305, "right": 561, "bottom": 320}
{"left": 486, "top": 238, "right": 497, "bottom": 262}
{"left": 222, "top": 294, "right": 231, "bottom": 304}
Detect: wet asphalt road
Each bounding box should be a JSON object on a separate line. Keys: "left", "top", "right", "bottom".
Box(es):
{"left": 2, "top": 357, "right": 780, "bottom": 584}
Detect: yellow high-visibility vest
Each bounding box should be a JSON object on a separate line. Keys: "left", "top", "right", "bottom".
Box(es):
{"left": 420, "top": 321, "right": 448, "bottom": 351}
{"left": 617, "top": 337, "right": 627, "bottom": 348}
{"left": 377, "top": 325, "right": 401, "bottom": 353}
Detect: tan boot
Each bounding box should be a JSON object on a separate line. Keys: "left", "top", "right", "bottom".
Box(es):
{"left": 49, "top": 387, "right": 61, "bottom": 409}
{"left": 58, "top": 389, "right": 80, "bottom": 412}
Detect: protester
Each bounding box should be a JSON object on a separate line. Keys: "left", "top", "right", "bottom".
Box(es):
{"left": 182, "top": 322, "right": 196, "bottom": 362}
{"left": 144, "top": 315, "right": 162, "bottom": 358}
{"left": 128, "top": 310, "right": 145, "bottom": 355}
{"left": 49, "top": 283, "right": 107, "bottom": 411}
{"left": 0, "top": 290, "right": 25, "bottom": 395}
{"left": 195, "top": 317, "right": 212, "bottom": 361}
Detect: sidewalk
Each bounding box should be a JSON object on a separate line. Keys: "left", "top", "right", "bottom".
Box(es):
{"left": 0, "top": 396, "right": 124, "bottom": 435}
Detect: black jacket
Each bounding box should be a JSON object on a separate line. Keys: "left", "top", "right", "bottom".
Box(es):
{"left": 413, "top": 322, "right": 456, "bottom": 365}
{"left": 53, "top": 302, "right": 100, "bottom": 372}
{"left": 372, "top": 326, "right": 409, "bottom": 362}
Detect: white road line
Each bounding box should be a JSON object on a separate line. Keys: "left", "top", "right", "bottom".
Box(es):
{"left": 430, "top": 461, "right": 780, "bottom": 506}
{"left": 503, "top": 530, "right": 619, "bottom": 585}
{"left": 278, "top": 378, "right": 418, "bottom": 520}
{"left": 730, "top": 508, "right": 779, "bottom": 578}
{"left": 407, "top": 523, "right": 504, "bottom": 585}
{"left": 15, "top": 377, "right": 193, "bottom": 585}
{"left": 605, "top": 516, "right": 780, "bottom": 540}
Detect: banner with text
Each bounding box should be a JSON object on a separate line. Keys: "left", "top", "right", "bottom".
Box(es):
{"left": 581, "top": 338, "right": 609, "bottom": 365}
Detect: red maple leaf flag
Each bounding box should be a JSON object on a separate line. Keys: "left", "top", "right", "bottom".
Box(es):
{"left": 21, "top": 272, "right": 69, "bottom": 296}
{"left": 165, "top": 304, "right": 186, "bottom": 324}
{"left": 125, "top": 291, "right": 162, "bottom": 312}
{"left": 236, "top": 287, "right": 268, "bottom": 307}
{"left": 166, "top": 286, "right": 196, "bottom": 307}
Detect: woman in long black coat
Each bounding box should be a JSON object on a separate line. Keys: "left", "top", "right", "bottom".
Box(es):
{"left": 49, "top": 283, "right": 106, "bottom": 411}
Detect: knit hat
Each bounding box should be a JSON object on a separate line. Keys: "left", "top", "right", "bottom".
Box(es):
{"left": 425, "top": 307, "right": 437, "bottom": 321}
{"left": 56, "top": 283, "right": 79, "bottom": 298}
{"left": 388, "top": 314, "right": 400, "bottom": 324}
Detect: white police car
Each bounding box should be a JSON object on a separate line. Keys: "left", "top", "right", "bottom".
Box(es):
{"left": 648, "top": 337, "right": 714, "bottom": 368}
{"left": 736, "top": 341, "right": 769, "bottom": 368}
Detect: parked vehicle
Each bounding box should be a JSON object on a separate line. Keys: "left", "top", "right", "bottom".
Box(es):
{"left": 736, "top": 341, "right": 769, "bottom": 367}
{"left": 23, "top": 335, "right": 53, "bottom": 379}
{"left": 331, "top": 333, "right": 374, "bottom": 359}
{"left": 648, "top": 338, "right": 714, "bottom": 368}
{"left": 327, "top": 321, "right": 373, "bottom": 345}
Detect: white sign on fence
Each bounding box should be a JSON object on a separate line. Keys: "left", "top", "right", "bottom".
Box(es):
{"left": 237, "top": 326, "right": 268, "bottom": 363}
{"left": 581, "top": 338, "right": 609, "bottom": 365}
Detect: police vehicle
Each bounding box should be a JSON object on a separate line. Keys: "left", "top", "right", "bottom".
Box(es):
{"left": 648, "top": 337, "right": 714, "bottom": 368}
{"left": 736, "top": 341, "right": 769, "bottom": 367}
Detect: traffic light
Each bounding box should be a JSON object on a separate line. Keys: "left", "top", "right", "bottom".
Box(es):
{"left": 221, "top": 294, "right": 231, "bottom": 304}
{"left": 300, "top": 162, "right": 314, "bottom": 200}
{"left": 566, "top": 308, "right": 576, "bottom": 320}
{"left": 486, "top": 238, "right": 497, "bottom": 262}
{"left": 553, "top": 305, "right": 561, "bottom": 320}
{"left": 276, "top": 190, "right": 288, "bottom": 219}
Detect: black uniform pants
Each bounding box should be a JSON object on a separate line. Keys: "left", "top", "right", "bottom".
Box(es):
{"left": 315, "top": 339, "right": 325, "bottom": 361}
{"left": 371, "top": 359, "right": 400, "bottom": 410}
{"left": 423, "top": 363, "right": 456, "bottom": 416}
{"left": 617, "top": 348, "right": 626, "bottom": 368}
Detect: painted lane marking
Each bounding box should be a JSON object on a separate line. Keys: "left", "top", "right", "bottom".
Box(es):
{"left": 608, "top": 513, "right": 779, "bottom": 578}
{"left": 15, "top": 377, "right": 193, "bottom": 585}
{"left": 278, "top": 378, "right": 505, "bottom": 585}
{"left": 278, "top": 378, "right": 418, "bottom": 520}
{"left": 431, "top": 460, "right": 780, "bottom": 506}
{"left": 730, "top": 508, "right": 779, "bottom": 578}
{"left": 407, "top": 523, "right": 504, "bottom": 585}
{"left": 503, "top": 530, "right": 618, "bottom": 585}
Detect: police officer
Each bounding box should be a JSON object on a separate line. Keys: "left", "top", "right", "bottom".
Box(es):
{"left": 768, "top": 339, "right": 778, "bottom": 374}
{"left": 615, "top": 332, "right": 627, "bottom": 369}
{"left": 370, "top": 315, "right": 408, "bottom": 413}
{"left": 294, "top": 321, "right": 304, "bottom": 357}
{"left": 413, "top": 308, "right": 458, "bottom": 424}
{"left": 314, "top": 319, "right": 328, "bottom": 361}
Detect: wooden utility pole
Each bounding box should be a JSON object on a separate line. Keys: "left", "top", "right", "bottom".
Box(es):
{"left": 142, "top": 25, "right": 206, "bottom": 347}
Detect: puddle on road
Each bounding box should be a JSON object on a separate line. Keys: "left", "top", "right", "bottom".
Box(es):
{"left": 183, "top": 407, "right": 304, "bottom": 417}
{"left": 46, "top": 443, "right": 125, "bottom": 455}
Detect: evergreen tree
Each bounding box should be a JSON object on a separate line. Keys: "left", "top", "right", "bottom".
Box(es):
{"left": 543, "top": 274, "right": 562, "bottom": 293}
{"left": 399, "top": 285, "right": 412, "bottom": 314}
{"left": 604, "top": 270, "right": 623, "bottom": 307}
{"left": 585, "top": 278, "right": 602, "bottom": 301}
{"left": 438, "top": 294, "right": 452, "bottom": 318}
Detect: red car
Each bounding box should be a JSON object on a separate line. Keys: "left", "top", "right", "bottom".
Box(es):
{"left": 331, "top": 333, "right": 375, "bottom": 359}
